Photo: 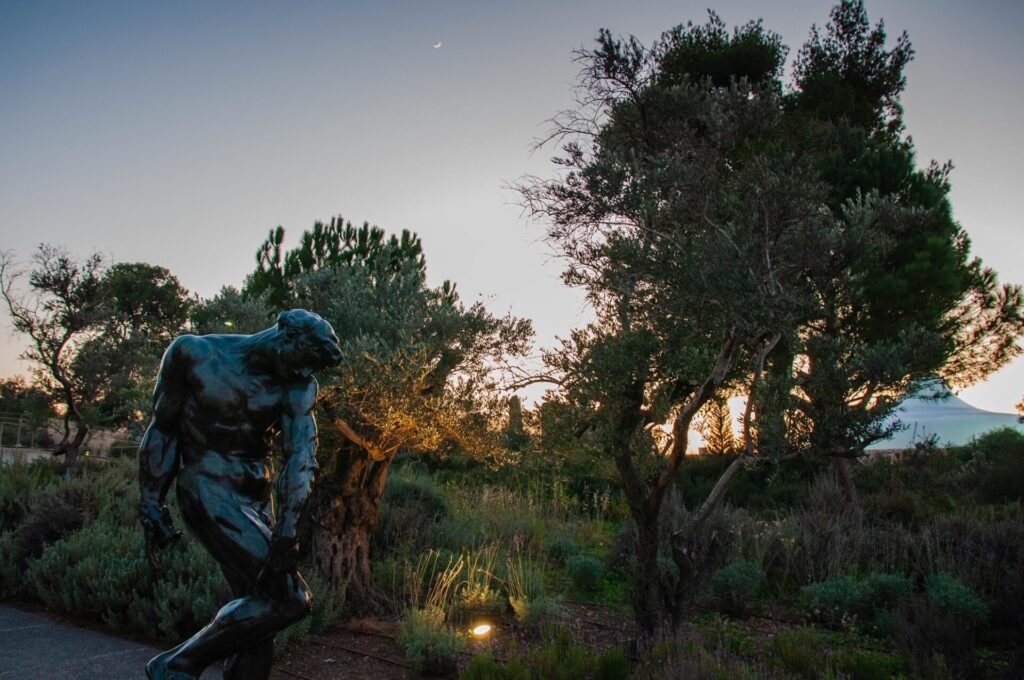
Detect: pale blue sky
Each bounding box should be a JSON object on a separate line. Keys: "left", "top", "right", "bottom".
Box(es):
{"left": 2, "top": 0, "right": 1022, "bottom": 411}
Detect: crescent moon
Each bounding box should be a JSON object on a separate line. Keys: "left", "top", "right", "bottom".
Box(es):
{"left": 433, "top": 41, "right": 442, "bottom": 49}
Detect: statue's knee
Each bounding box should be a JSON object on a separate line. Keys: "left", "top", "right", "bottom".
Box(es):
{"left": 278, "top": 582, "right": 312, "bottom": 624}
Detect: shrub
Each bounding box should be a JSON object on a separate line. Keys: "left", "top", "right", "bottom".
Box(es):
{"left": 374, "top": 467, "right": 448, "bottom": 554}
{"left": 0, "top": 531, "right": 23, "bottom": 596}
{"left": 799, "top": 576, "right": 863, "bottom": 628}
{"left": 924, "top": 572, "right": 988, "bottom": 623}
{"left": 398, "top": 607, "right": 464, "bottom": 677}
{"left": 768, "top": 628, "right": 825, "bottom": 679}
{"left": 0, "top": 460, "right": 61, "bottom": 532}
{"left": 511, "top": 595, "right": 560, "bottom": 632}
{"left": 25, "top": 516, "right": 227, "bottom": 640}
{"left": 858, "top": 572, "right": 913, "bottom": 633}
{"left": 892, "top": 596, "right": 975, "bottom": 680}
{"left": 565, "top": 555, "right": 604, "bottom": 593}
{"left": 774, "top": 476, "right": 873, "bottom": 586}
{"left": 859, "top": 572, "right": 912, "bottom": 611}
{"left": 544, "top": 536, "right": 578, "bottom": 564}
{"left": 529, "top": 630, "right": 591, "bottom": 679}
{"left": 13, "top": 485, "right": 86, "bottom": 565}
{"left": 595, "top": 647, "right": 630, "bottom": 680}
{"left": 433, "top": 514, "right": 488, "bottom": 551}
{"left": 916, "top": 511, "right": 1024, "bottom": 631}
{"left": 709, "top": 561, "right": 763, "bottom": 617}
{"left": 833, "top": 650, "right": 906, "bottom": 680}
{"left": 971, "top": 426, "right": 1024, "bottom": 462}
{"left": 461, "top": 653, "right": 531, "bottom": 680}
{"left": 274, "top": 573, "right": 347, "bottom": 656}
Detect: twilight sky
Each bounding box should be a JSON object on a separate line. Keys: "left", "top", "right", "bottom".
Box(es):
{"left": 1, "top": 0, "right": 1022, "bottom": 412}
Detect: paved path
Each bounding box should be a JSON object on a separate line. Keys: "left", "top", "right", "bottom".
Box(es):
{"left": 0, "top": 605, "right": 221, "bottom": 679}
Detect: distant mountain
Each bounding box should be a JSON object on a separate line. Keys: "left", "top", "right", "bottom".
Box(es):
{"left": 867, "top": 380, "right": 1023, "bottom": 450}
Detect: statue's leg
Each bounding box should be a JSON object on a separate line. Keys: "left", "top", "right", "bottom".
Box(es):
{"left": 221, "top": 493, "right": 277, "bottom": 680}
{"left": 146, "top": 473, "right": 309, "bottom": 680}
{"left": 221, "top": 568, "right": 275, "bottom": 680}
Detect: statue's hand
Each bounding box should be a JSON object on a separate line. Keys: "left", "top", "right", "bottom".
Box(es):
{"left": 139, "top": 503, "right": 181, "bottom": 572}
{"left": 256, "top": 566, "right": 297, "bottom": 600}
{"left": 266, "top": 535, "right": 300, "bottom": 573}
{"left": 256, "top": 536, "right": 300, "bottom": 597}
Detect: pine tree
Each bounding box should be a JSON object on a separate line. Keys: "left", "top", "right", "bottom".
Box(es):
{"left": 504, "top": 395, "right": 530, "bottom": 452}
{"left": 698, "top": 398, "right": 737, "bottom": 455}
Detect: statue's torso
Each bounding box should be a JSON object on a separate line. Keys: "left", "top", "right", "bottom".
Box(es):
{"left": 175, "top": 336, "right": 288, "bottom": 499}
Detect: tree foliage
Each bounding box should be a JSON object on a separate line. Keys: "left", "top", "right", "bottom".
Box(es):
{"left": 520, "top": 16, "right": 833, "bottom": 632}
{"left": 521, "top": 1, "right": 1022, "bottom": 632}
{"left": 782, "top": 1, "right": 1024, "bottom": 460}
{"left": 1, "top": 247, "right": 192, "bottom": 472}
{"left": 697, "top": 397, "right": 737, "bottom": 455}
{"left": 72, "top": 262, "right": 191, "bottom": 431}
{"left": 245, "top": 217, "right": 425, "bottom": 310}
{"left": 190, "top": 286, "right": 273, "bottom": 335}
{"left": 1, "top": 246, "right": 110, "bottom": 473}
{"left": 242, "top": 216, "right": 532, "bottom": 605}
{"left": 0, "top": 376, "right": 54, "bottom": 425}
{"left": 790, "top": 0, "right": 913, "bottom": 138}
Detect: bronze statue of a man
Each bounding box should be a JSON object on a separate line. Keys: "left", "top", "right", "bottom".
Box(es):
{"left": 138, "top": 309, "right": 342, "bottom": 680}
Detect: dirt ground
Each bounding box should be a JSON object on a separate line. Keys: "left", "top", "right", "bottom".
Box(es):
{"left": 271, "top": 603, "right": 636, "bottom": 680}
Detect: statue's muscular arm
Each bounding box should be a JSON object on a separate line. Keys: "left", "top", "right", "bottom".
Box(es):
{"left": 265, "top": 378, "right": 318, "bottom": 573}
{"left": 138, "top": 336, "right": 192, "bottom": 548}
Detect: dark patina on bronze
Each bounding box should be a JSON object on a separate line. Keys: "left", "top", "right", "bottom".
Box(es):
{"left": 138, "top": 309, "right": 342, "bottom": 680}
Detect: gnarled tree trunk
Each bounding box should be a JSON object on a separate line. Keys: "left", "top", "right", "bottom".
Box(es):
{"left": 55, "top": 416, "right": 88, "bottom": 479}
{"left": 834, "top": 456, "right": 858, "bottom": 505}
{"left": 632, "top": 519, "right": 673, "bottom": 634}
{"left": 308, "top": 445, "right": 390, "bottom": 614}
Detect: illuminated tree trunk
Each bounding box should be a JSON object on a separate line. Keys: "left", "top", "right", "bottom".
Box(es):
{"left": 308, "top": 445, "right": 390, "bottom": 614}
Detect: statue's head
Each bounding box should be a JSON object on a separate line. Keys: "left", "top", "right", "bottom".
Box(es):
{"left": 274, "top": 309, "right": 343, "bottom": 378}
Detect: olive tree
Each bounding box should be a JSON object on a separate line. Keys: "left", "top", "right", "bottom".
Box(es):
{"left": 519, "top": 18, "right": 835, "bottom": 632}
{"left": 1, "top": 247, "right": 190, "bottom": 473}
{"left": 244, "top": 217, "right": 532, "bottom": 610}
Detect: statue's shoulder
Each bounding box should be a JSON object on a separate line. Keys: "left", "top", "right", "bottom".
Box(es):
{"left": 163, "top": 334, "right": 216, "bottom": 365}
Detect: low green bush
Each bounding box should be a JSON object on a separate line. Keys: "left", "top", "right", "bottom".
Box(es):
{"left": 594, "top": 646, "right": 630, "bottom": 680}
{"left": 529, "top": 630, "right": 595, "bottom": 680}
{"left": 565, "top": 555, "right": 604, "bottom": 593}
{"left": 833, "top": 649, "right": 906, "bottom": 680}
{"left": 892, "top": 595, "right": 976, "bottom": 680}
{"left": 767, "top": 628, "right": 825, "bottom": 679}
{"left": 924, "top": 572, "right": 988, "bottom": 623}
{"left": 510, "top": 595, "right": 560, "bottom": 632}
{"left": 460, "top": 653, "right": 531, "bottom": 680}
{"left": 799, "top": 576, "right": 862, "bottom": 627}
{"left": 524, "top": 629, "right": 629, "bottom": 680}
{"left": 544, "top": 536, "right": 578, "bottom": 564}
{"left": 398, "top": 607, "right": 464, "bottom": 677}
{"left": 709, "top": 561, "right": 763, "bottom": 617}
{"left": 0, "top": 459, "right": 61, "bottom": 532}
{"left": 799, "top": 572, "right": 913, "bottom": 632}
{"left": 859, "top": 572, "right": 912, "bottom": 610}
{"left": 635, "top": 633, "right": 762, "bottom": 679}
{"left": 273, "top": 573, "right": 347, "bottom": 656}
{"left": 25, "top": 514, "right": 227, "bottom": 640}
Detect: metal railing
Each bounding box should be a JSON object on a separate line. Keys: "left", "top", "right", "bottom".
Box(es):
{"left": 0, "top": 412, "right": 140, "bottom": 462}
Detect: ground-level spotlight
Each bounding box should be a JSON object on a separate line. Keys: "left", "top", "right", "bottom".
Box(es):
{"left": 470, "top": 623, "right": 492, "bottom": 638}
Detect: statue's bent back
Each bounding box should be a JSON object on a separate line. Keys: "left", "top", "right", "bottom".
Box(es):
{"left": 138, "top": 309, "right": 342, "bottom": 680}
